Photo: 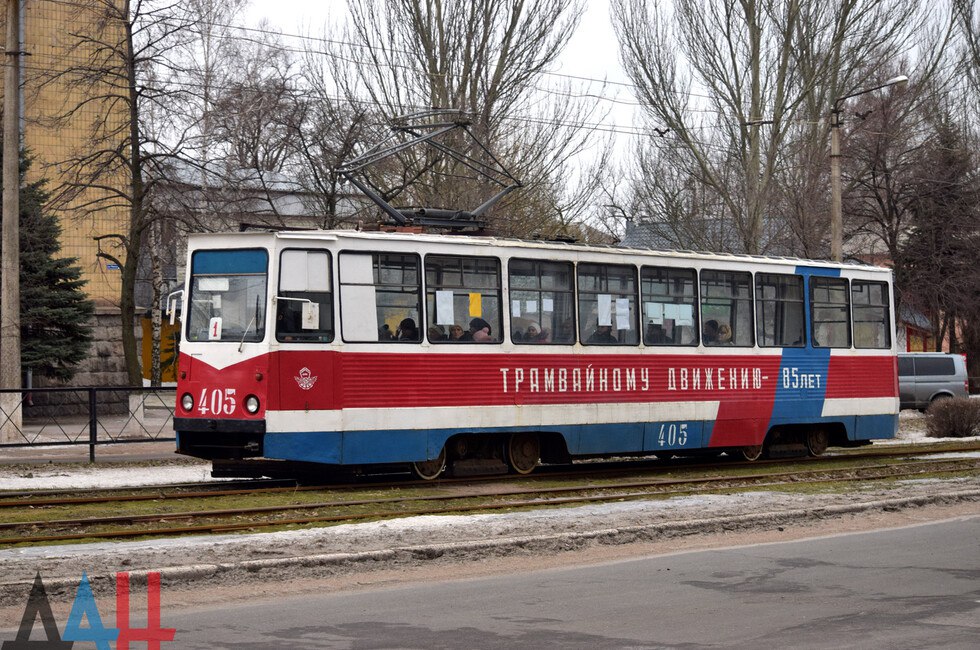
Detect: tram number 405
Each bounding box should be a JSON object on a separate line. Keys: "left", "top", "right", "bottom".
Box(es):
{"left": 198, "top": 388, "right": 237, "bottom": 415}
{"left": 657, "top": 423, "right": 689, "bottom": 447}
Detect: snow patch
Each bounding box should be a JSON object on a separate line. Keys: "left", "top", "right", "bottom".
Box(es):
{"left": 0, "top": 464, "right": 222, "bottom": 491}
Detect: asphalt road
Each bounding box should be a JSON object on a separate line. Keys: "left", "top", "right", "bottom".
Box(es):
{"left": 162, "top": 515, "right": 980, "bottom": 649}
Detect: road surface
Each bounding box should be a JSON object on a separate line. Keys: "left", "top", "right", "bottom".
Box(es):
{"left": 162, "top": 515, "right": 979, "bottom": 649}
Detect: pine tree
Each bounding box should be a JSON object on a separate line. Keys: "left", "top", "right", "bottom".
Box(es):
{"left": 0, "top": 152, "right": 94, "bottom": 381}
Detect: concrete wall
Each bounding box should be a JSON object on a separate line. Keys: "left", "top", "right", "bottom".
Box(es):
{"left": 24, "top": 308, "right": 131, "bottom": 418}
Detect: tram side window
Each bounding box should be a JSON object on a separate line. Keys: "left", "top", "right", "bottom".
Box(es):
{"left": 852, "top": 280, "right": 891, "bottom": 349}
{"left": 755, "top": 273, "right": 804, "bottom": 347}
{"left": 640, "top": 266, "right": 698, "bottom": 346}
{"left": 810, "top": 277, "right": 851, "bottom": 348}
{"left": 578, "top": 263, "right": 638, "bottom": 345}
{"left": 276, "top": 250, "right": 333, "bottom": 343}
{"left": 339, "top": 252, "right": 422, "bottom": 343}
{"left": 508, "top": 259, "right": 575, "bottom": 344}
{"left": 425, "top": 255, "right": 502, "bottom": 343}
{"left": 700, "top": 270, "right": 753, "bottom": 346}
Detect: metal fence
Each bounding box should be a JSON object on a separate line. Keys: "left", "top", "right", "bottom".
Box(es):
{"left": 0, "top": 387, "right": 175, "bottom": 462}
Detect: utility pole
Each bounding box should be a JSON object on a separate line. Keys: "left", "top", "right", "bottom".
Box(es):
{"left": 829, "top": 108, "right": 842, "bottom": 262}
{"left": 1, "top": 0, "right": 22, "bottom": 441}
{"left": 829, "top": 75, "right": 908, "bottom": 263}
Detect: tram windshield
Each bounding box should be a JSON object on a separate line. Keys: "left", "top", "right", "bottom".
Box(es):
{"left": 186, "top": 249, "right": 268, "bottom": 343}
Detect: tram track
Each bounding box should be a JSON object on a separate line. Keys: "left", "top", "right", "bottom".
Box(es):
{"left": 1, "top": 455, "right": 977, "bottom": 547}
{"left": 1, "top": 442, "right": 977, "bottom": 509}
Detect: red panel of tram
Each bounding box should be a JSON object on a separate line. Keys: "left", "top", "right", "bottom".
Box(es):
{"left": 274, "top": 351, "right": 338, "bottom": 411}
{"left": 333, "top": 351, "right": 785, "bottom": 409}
{"left": 825, "top": 355, "right": 897, "bottom": 398}
{"left": 177, "top": 352, "right": 270, "bottom": 419}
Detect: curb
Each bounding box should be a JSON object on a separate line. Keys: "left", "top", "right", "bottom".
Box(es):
{"left": 3, "top": 488, "right": 978, "bottom": 603}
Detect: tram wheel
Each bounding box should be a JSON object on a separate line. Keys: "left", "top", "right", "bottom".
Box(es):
{"left": 411, "top": 446, "right": 447, "bottom": 480}
{"left": 737, "top": 444, "right": 764, "bottom": 461}
{"left": 805, "top": 429, "right": 829, "bottom": 456}
{"left": 506, "top": 432, "right": 540, "bottom": 475}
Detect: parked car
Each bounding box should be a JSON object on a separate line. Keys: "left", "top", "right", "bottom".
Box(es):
{"left": 898, "top": 352, "right": 969, "bottom": 410}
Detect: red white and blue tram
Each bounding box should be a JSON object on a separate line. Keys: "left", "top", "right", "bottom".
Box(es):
{"left": 173, "top": 230, "right": 898, "bottom": 478}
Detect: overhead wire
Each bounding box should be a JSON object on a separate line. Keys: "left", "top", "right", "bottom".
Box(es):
{"left": 28, "top": 0, "right": 728, "bottom": 117}
{"left": 18, "top": 1, "right": 954, "bottom": 160}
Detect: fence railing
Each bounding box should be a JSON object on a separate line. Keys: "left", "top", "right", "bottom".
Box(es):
{"left": 0, "top": 387, "right": 176, "bottom": 462}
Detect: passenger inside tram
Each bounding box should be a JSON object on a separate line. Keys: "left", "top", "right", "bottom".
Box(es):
{"left": 702, "top": 319, "right": 720, "bottom": 344}
{"left": 448, "top": 324, "right": 465, "bottom": 341}
{"left": 587, "top": 324, "right": 617, "bottom": 344}
{"left": 468, "top": 318, "right": 493, "bottom": 342}
{"left": 717, "top": 323, "right": 733, "bottom": 344}
{"left": 395, "top": 318, "right": 419, "bottom": 341}
{"left": 428, "top": 325, "right": 446, "bottom": 341}
{"left": 554, "top": 318, "right": 576, "bottom": 343}
{"left": 523, "top": 321, "right": 550, "bottom": 343}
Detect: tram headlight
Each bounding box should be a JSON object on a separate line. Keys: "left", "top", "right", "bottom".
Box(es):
{"left": 245, "top": 395, "right": 260, "bottom": 414}
{"left": 181, "top": 393, "right": 194, "bottom": 412}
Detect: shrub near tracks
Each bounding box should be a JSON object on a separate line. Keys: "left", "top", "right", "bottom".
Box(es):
{"left": 926, "top": 398, "right": 980, "bottom": 438}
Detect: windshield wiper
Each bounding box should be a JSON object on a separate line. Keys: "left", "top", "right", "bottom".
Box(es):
{"left": 239, "top": 295, "right": 261, "bottom": 352}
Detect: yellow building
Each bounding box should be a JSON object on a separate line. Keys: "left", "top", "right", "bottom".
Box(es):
{"left": 19, "top": 0, "right": 130, "bottom": 306}
{"left": 2, "top": 0, "right": 131, "bottom": 385}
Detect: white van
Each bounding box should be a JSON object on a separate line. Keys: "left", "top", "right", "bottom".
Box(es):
{"left": 898, "top": 352, "right": 969, "bottom": 410}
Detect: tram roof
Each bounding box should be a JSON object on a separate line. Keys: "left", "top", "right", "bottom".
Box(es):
{"left": 188, "top": 228, "right": 890, "bottom": 274}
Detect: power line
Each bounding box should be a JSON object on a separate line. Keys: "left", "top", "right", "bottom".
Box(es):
{"left": 34, "top": 0, "right": 722, "bottom": 104}
{"left": 21, "top": 2, "right": 962, "bottom": 162}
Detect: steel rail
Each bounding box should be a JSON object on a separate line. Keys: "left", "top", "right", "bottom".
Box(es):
{"left": 1, "top": 443, "right": 978, "bottom": 509}
{"left": 1, "top": 458, "right": 976, "bottom": 546}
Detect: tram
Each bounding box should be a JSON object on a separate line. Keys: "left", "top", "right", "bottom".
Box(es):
{"left": 173, "top": 229, "right": 898, "bottom": 478}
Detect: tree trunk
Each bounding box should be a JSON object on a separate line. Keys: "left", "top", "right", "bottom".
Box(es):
{"left": 149, "top": 220, "right": 163, "bottom": 386}
{"left": 122, "top": 0, "right": 144, "bottom": 387}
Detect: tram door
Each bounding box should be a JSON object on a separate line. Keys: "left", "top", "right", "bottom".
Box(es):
{"left": 276, "top": 249, "right": 335, "bottom": 413}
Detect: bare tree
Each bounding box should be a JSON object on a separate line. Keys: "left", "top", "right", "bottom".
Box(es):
{"left": 176, "top": 0, "right": 250, "bottom": 164}
{"left": 327, "top": 0, "right": 606, "bottom": 235}
{"left": 210, "top": 27, "right": 300, "bottom": 175}
{"left": 612, "top": 0, "right": 937, "bottom": 255}
{"left": 955, "top": 1, "right": 980, "bottom": 93}
{"left": 286, "top": 48, "right": 381, "bottom": 229}
{"left": 166, "top": 13, "right": 314, "bottom": 233}
{"left": 841, "top": 80, "right": 930, "bottom": 267}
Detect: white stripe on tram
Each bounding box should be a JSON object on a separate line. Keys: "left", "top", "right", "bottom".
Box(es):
{"left": 821, "top": 397, "right": 899, "bottom": 417}
{"left": 266, "top": 400, "right": 723, "bottom": 433}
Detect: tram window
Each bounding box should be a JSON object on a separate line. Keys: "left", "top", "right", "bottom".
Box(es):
{"left": 425, "top": 255, "right": 502, "bottom": 343}
{"left": 700, "top": 270, "right": 753, "bottom": 347}
{"left": 339, "top": 252, "right": 421, "bottom": 343}
{"left": 640, "top": 266, "right": 698, "bottom": 346}
{"left": 578, "top": 263, "right": 638, "bottom": 346}
{"left": 755, "top": 273, "right": 804, "bottom": 348}
{"left": 276, "top": 250, "right": 333, "bottom": 343}
{"left": 810, "top": 277, "right": 851, "bottom": 348}
{"left": 508, "top": 259, "right": 575, "bottom": 344}
{"left": 852, "top": 280, "right": 891, "bottom": 349}
{"left": 186, "top": 249, "right": 267, "bottom": 343}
